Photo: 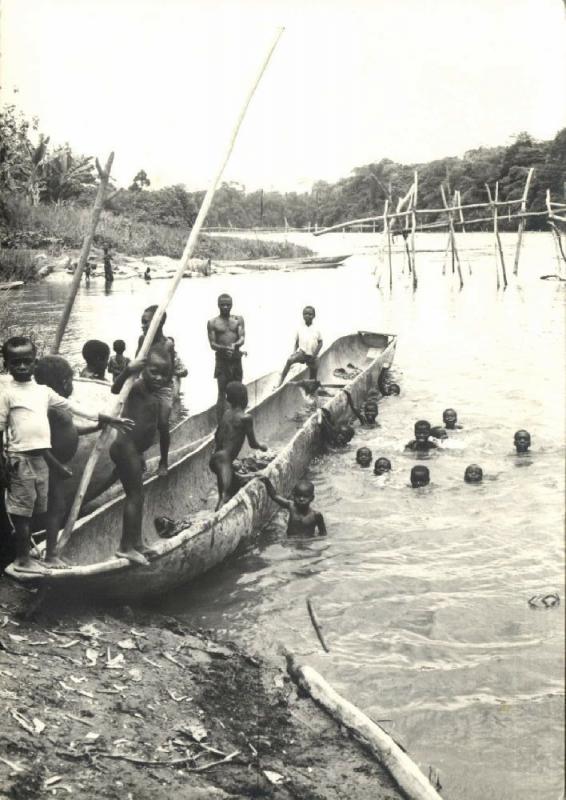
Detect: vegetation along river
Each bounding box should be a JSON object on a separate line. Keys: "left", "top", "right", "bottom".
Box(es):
{"left": 6, "top": 232, "right": 564, "bottom": 800}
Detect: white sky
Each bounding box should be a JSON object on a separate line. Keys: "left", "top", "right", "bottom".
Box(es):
{"left": 1, "top": 0, "right": 565, "bottom": 192}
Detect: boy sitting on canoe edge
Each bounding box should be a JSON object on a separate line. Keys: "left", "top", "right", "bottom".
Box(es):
{"left": 209, "top": 381, "right": 267, "bottom": 511}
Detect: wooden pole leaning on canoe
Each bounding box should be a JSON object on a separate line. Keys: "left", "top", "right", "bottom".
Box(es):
{"left": 51, "top": 153, "right": 115, "bottom": 354}
{"left": 286, "top": 654, "right": 442, "bottom": 800}
{"left": 440, "top": 184, "right": 463, "bottom": 289}
{"left": 57, "top": 28, "right": 285, "bottom": 551}
{"left": 513, "top": 167, "right": 534, "bottom": 276}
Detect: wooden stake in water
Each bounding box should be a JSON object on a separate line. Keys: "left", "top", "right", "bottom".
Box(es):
{"left": 440, "top": 184, "right": 464, "bottom": 289}
{"left": 383, "top": 199, "right": 393, "bottom": 290}
{"left": 513, "top": 167, "right": 534, "bottom": 276}
{"left": 50, "top": 153, "right": 114, "bottom": 354}
{"left": 410, "top": 171, "right": 418, "bottom": 290}
{"left": 58, "top": 28, "right": 285, "bottom": 551}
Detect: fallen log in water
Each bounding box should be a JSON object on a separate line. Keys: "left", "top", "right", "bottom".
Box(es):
{"left": 286, "top": 653, "right": 442, "bottom": 800}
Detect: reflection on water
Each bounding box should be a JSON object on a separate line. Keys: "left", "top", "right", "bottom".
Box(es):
{"left": 6, "top": 233, "right": 565, "bottom": 800}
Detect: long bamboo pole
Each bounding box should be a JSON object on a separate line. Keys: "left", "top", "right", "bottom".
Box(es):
{"left": 57, "top": 28, "right": 285, "bottom": 551}
{"left": 440, "top": 184, "right": 463, "bottom": 289}
{"left": 50, "top": 153, "right": 114, "bottom": 354}
{"left": 513, "top": 167, "right": 534, "bottom": 276}
{"left": 410, "top": 171, "right": 418, "bottom": 289}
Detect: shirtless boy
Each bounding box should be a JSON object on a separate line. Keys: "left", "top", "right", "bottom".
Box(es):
{"left": 80, "top": 340, "right": 110, "bottom": 380}
{"left": 209, "top": 381, "right": 267, "bottom": 511}
{"left": 0, "top": 337, "right": 131, "bottom": 572}
{"left": 343, "top": 390, "right": 379, "bottom": 427}
{"left": 259, "top": 476, "right": 326, "bottom": 537}
{"left": 317, "top": 408, "right": 355, "bottom": 448}
{"left": 110, "top": 348, "right": 171, "bottom": 565}
{"left": 410, "top": 465, "right": 430, "bottom": 488}
{"left": 207, "top": 294, "right": 245, "bottom": 422}
{"left": 356, "top": 447, "right": 373, "bottom": 468}
{"left": 443, "top": 408, "right": 462, "bottom": 430}
{"left": 137, "top": 305, "right": 176, "bottom": 476}
{"left": 513, "top": 429, "right": 531, "bottom": 454}
{"left": 405, "top": 421, "right": 439, "bottom": 453}
{"left": 464, "top": 464, "right": 483, "bottom": 484}
{"left": 108, "top": 340, "right": 130, "bottom": 381}
{"left": 374, "top": 457, "right": 392, "bottom": 476}
{"left": 278, "top": 306, "right": 322, "bottom": 386}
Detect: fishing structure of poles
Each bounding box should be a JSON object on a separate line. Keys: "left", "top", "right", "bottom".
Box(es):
{"left": 546, "top": 189, "right": 566, "bottom": 271}
{"left": 485, "top": 182, "right": 507, "bottom": 289}
{"left": 383, "top": 198, "right": 393, "bottom": 290}
{"left": 440, "top": 184, "right": 464, "bottom": 289}
{"left": 51, "top": 152, "right": 115, "bottom": 354}
{"left": 410, "top": 171, "right": 418, "bottom": 290}
{"left": 513, "top": 167, "right": 534, "bottom": 276}
{"left": 58, "top": 27, "right": 285, "bottom": 550}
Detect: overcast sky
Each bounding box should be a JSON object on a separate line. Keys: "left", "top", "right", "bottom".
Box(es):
{"left": 1, "top": 0, "right": 565, "bottom": 192}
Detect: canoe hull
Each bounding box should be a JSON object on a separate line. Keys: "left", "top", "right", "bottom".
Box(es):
{"left": 7, "top": 332, "right": 396, "bottom": 602}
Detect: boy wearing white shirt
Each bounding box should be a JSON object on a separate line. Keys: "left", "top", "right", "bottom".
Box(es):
{"left": 278, "top": 306, "right": 323, "bottom": 386}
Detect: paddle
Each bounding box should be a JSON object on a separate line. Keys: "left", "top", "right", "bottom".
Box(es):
{"left": 58, "top": 28, "right": 285, "bottom": 551}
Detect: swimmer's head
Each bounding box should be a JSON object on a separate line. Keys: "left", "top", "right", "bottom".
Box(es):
{"left": 141, "top": 305, "right": 166, "bottom": 335}
{"left": 335, "top": 424, "right": 355, "bottom": 447}
{"left": 226, "top": 380, "right": 248, "bottom": 409}
{"left": 302, "top": 305, "right": 315, "bottom": 325}
{"left": 218, "top": 293, "right": 233, "bottom": 316}
{"left": 430, "top": 426, "right": 448, "bottom": 440}
{"left": 82, "top": 339, "right": 110, "bottom": 375}
{"left": 385, "top": 383, "right": 400, "bottom": 396}
{"left": 410, "top": 465, "right": 430, "bottom": 488}
{"left": 374, "top": 457, "right": 391, "bottom": 476}
{"left": 113, "top": 339, "right": 126, "bottom": 354}
{"left": 443, "top": 408, "right": 458, "bottom": 429}
{"left": 414, "top": 420, "right": 431, "bottom": 442}
{"left": 464, "top": 464, "right": 483, "bottom": 484}
{"left": 367, "top": 388, "right": 380, "bottom": 400}
{"left": 142, "top": 347, "right": 171, "bottom": 391}
{"left": 35, "top": 355, "right": 74, "bottom": 398}
{"left": 356, "top": 447, "right": 373, "bottom": 468}
{"left": 363, "top": 399, "right": 378, "bottom": 423}
{"left": 514, "top": 429, "right": 531, "bottom": 453}
{"left": 292, "top": 480, "right": 314, "bottom": 509}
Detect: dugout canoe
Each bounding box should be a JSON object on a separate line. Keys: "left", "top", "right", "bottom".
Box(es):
{"left": 7, "top": 331, "right": 396, "bottom": 601}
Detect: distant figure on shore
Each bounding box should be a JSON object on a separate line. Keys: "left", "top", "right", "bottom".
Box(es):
{"left": 110, "top": 351, "right": 169, "bottom": 565}
{"left": 103, "top": 245, "right": 114, "bottom": 282}
{"left": 278, "top": 305, "right": 322, "bottom": 387}
{"left": 209, "top": 381, "right": 267, "bottom": 511}
{"left": 343, "top": 390, "right": 379, "bottom": 428}
{"left": 374, "top": 457, "right": 392, "bottom": 476}
{"left": 356, "top": 447, "right": 372, "bottom": 468}
{"left": 137, "top": 305, "right": 176, "bottom": 476}
{"left": 410, "top": 465, "right": 430, "bottom": 488}
{"left": 80, "top": 340, "right": 110, "bottom": 380}
{"left": 108, "top": 340, "right": 131, "bottom": 381}
{"left": 443, "top": 408, "right": 462, "bottom": 430}
{"left": 405, "top": 421, "right": 439, "bottom": 453}
{"left": 464, "top": 464, "right": 483, "bottom": 484}
{"left": 259, "top": 476, "right": 327, "bottom": 538}
{"left": 207, "top": 294, "right": 245, "bottom": 422}
{"left": 513, "top": 429, "right": 531, "bottom": 454}
{"left": 144, "top": 267, "right": 151, "bottom": 282}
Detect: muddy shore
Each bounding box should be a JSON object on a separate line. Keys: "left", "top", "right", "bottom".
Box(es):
{"left": 0, "top": 581, "right": 402, "bottom": 800}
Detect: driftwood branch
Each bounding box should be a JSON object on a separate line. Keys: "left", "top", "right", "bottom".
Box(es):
{"left": 306, "top": 598, "right": 329, "bottom": 652}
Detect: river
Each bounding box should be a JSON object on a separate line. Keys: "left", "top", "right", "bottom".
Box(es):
{"left": 5, "top": 231, "right": 565, "bottom": 800}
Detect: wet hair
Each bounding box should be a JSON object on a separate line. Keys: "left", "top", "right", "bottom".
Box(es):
{"left": 430, "top": 426, "right": 448, "bottom": 439}
{"left": 387, "top": 383, "right": 400, "bottom": 395}
{"left": 218, "top": 293, "right": 232, "bottom": 303}
{"left": 34, "top": 356, "right": 73, "bottom": 394}
{"left": 374, "top": 457, "right": 391, "bottom": 474}
{"left": 113, "top": 339, "right": 126, "bottom": 353}
{"left": 410, "top": 465, "right": 430, "bottom": 487}
{"left": 514, "top": 429, "right": 531, "bottom": 442}
{"left": 336, "top": 423, "right": 355, "bottom": 445}
{"left": 82, "top": 339, "right": 110, "bottom": 364}
{"left": 143, "top": 304, "right": 167, "bottom": 324}
{"left": 464, "top": 464, "right": 483, "bottom": 483}
{"left": 293, "top": 480, "right": 314, "bottom": 498}
{"left": 225, "top": 381, "right": 248, "bottom": 408}
{"left": 303, "top": 305, "right": 315, "bottom": 314}
{"left": 414, "top": 420, "right": 431, "bottom": 435}
{"left": 2, "top": 336, "right": 36, "bottom": 363}
{"left": 443, "top": 408, "right": 457, "bottom": 421}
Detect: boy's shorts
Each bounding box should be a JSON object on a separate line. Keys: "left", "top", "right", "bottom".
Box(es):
{"left": 5, "top": 454, "right": 49, "bottom": 517}
{"left": 154, "top": 384, "right": 174, "bottom": 413}
{"left": 214, "top": 354, "right": 243, "bottom": 387}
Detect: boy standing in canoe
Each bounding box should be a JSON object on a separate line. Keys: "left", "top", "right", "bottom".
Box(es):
{"left": 278, "top": 306, "right": 322, "bottom": 386}
{"left": 209, "top": 381, "right": 267, "bottom": 511}
{"left": 207, "top": 294, "right": 245, "bottom": 422}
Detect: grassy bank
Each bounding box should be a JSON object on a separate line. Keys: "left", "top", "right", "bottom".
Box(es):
{"left": 1, "top": 202, "right": 312, "bottom": 262}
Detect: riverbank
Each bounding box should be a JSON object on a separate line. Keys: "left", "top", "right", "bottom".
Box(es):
{"left": 0, "top": 580, "right": 403, "bottom": 800}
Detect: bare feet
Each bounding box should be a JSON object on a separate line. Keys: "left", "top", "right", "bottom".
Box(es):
{"left": 137, "top": 543, "right": 158, "bottom": 559}
{"left": 13, "top": 558, "right": 46, "bottom": 574}
{"left": 44, "top": 556, "right": 70, "bottom": 570}
{"left": 116, "top": 549, "right": 150, "bottom": 566}
{"left": 157, "top": 461, "right": 168, "bottom": 477}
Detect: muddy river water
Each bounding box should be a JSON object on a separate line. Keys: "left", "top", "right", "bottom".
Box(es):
{"left": 5, "top": 232, "right": 564, "bottom": 799}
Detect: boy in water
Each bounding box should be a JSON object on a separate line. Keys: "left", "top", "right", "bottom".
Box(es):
{"left": 209, "top": 381, "right": 267, "bottom": 511}
{"left": 109, "top": 347, "right": 172, "bottom": 565}
{"left": 356, "top": 447, "right": 373, "bottom": 468}
{"left": 443, "top": 408, "right": 462, "bottom": 430}
{"left": 405, "top": 421, "right": 439, "bottom": 453}
{"left": 0, "top": 337, "right": 131, "bottom": 572}
{"left": 514, "top": 429, "right": 531, "bottom": 454}
{"left": 464, "top": 464, "right": 483, "bottom": 484}
{"left": 317, "top": 408, "right": 355, "bottom": 448}
{"left": 137, "top": 305, "right": 177, "bottom": 476}
{"left": 278, "top": 306, "right": 323, "bottom": 386}
{"left": 377, "top": 367, "right": 400, "bottom": 396}
{"left": 343, "top": 390, "right": 379, "bottom": 428}
{"left": 108, "top": 340, "right": 130, "bottom": 381}
{"left": 103, "top": 245, "right": 114, "bottom": 282}
{"left": 410, "top": 465, "right": 430, "bottom": 488}
{"left": 259, "top": 476, "right": 326, "bottom": 537}
{"left": 374, "top": 457, "right": 392, "bottom": 476}
{"left": 80, "top": 340, "right": 110, "bottom": 380}
{"left": 34, "top": 356, "right": 103, "bottom": 567}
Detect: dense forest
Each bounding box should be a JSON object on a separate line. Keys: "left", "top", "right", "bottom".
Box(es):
{"left": 1, "top": 103, "right": 565, "bottom": 235}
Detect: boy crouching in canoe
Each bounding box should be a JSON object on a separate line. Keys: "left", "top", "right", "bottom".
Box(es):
{"left": 209, "top": 381, "right": 267, "bottom": 511}
{"left": 259, "top": 476, "right": 327, "bottom": 538}
{"left": 110, "top": 347, "right": 172, "bottom": 565}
